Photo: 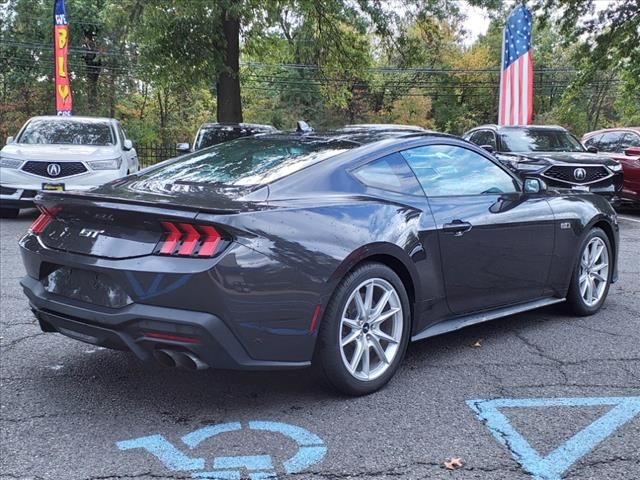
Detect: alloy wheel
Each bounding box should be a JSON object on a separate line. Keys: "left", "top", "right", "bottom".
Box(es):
{"left": 339, "top": 278, "right": 403, "bottom": 381}
{"left": 579, "top": 236, "right": 610, "bottom": 307}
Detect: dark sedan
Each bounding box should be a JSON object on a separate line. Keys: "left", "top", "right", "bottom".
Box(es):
{"left": 464, "top": 125, "right": 623, "bottom": 201}
{"left": 19, "top": 129, "right": 619, "bottom": 395}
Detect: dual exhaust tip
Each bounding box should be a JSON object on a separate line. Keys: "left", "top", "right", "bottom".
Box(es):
{"left": 153, "top": 349, "right": 209, "bottom": 371}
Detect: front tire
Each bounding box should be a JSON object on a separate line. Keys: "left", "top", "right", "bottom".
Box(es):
{"left": 566, "top": 227, "right": 612, "bottom": 316}
{"left": 0, "top": 208, "right": 19, "bottom": 219}
{"left": 315, "top": 262, "right": 411, "bottom": 396}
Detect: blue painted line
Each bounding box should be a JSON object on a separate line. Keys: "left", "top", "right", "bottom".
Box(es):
{"left": 213, "top": 455, "right": 273, "bottom": 471}
{"left": 467, "top": 396, "right": 640, "bottom": 480}
{"left": 181, "top": 422, "right": 242, "bottom": 449}
{"left": 116, "top": 434, "right": 204, "bottom": 471}
{"left": 192, "top": 471, "right": 240, "bottom": 480}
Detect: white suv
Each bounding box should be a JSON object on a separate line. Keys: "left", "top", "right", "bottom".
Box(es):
{"left": 0, "top": 116, "right": 138, "bottom": 218}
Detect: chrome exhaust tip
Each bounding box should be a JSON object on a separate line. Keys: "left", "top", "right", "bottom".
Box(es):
{"left": 175, "top": 352, "right": 209, "bottom": 371}
{"left": 153, "top": 349, "right": 180, "bottom": 368}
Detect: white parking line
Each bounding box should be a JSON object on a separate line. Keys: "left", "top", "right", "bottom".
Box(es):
{"left": 619, "top": 216, "right": 640, "bottom": 224}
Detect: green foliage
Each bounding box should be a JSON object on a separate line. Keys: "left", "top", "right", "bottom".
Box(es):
{"left": 1, "top": 0, "right": 638, "bottom": 146}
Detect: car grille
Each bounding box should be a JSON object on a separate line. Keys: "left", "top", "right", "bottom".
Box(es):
{"left": 543, "top": 165, "right": 611, "bottom": 185}
{"left": 0, "top": 186, "right": 17, "bottom": 195}
{"left": 21, "top": 161, "right": 87, "bottom": 178}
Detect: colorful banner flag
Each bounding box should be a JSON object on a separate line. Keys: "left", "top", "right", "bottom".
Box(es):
{"left": 54, "top": 0, "right": 72, "bottom": 115}
{"left": 499, "top": 5, "right": 533, "bottom": 126}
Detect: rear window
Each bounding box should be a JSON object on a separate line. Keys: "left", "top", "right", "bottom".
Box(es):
{"left": 195, "top": 125, "right": 273, "bottom": 150}
{"left": 18, "top": 119, "right": 115, "bottom": 146}
{"left": 137, "top": 137, "right": 355, "bottom": 186}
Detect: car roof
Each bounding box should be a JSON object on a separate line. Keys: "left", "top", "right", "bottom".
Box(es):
{"left": 253, "top": 129, "right": 452, "bottom": 146}
{"left": 337, "top": 124, "right": 429, "bottom": 133}
{"left": 583, "top": 127, "right": 640, "bottom": 137}
{"left": 199, "top": 122, "right": 276, "bottom": 130}
{"left": 467, "top": 124, "right": 567, "bottom": 134}
{"left": 27, "top": 115, "right": 116, "bottom": 124}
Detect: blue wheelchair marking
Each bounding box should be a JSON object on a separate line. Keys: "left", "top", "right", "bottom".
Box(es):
{"left": 468, "top": 396, "right": 640, "bottom": 480}
{"left": 116, "top": 421, "right": 326, "bottom": 479}
{"left": 116, "top": 434, "right": 205, "bottom": 471}
{"left": 182, "top": 422, "right": 242, "bottom": 448}
{"left": 249, "top": 421, "right": 327, "bottom": 474}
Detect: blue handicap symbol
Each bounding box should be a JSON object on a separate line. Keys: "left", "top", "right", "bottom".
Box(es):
{"left": 116, "top": 420, "right": 326, "bottom": 480}
{"left": 467, "top": 396, "right": 640, "bottom": 480}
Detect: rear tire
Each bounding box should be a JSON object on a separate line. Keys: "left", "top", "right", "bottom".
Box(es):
{"left": 566, "top": 227, "right": 612, "bottom": 316}
{"left": 0, "top": 208, "right": 19, "bottom": 219}
{"left": 315, "top": 262, "right": 411, "bottom": 396}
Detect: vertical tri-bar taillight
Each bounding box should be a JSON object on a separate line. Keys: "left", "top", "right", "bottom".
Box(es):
{"left": 29, "top": 207, "right": 60, "bottom": 235}
{"left": 156, "top": 221, "right": 223, "bottom": 257}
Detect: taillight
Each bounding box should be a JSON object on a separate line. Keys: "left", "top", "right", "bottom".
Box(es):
{"left": 29, "top": 207, "right": 59, "bottom": 234}
{"left": 156, "top": 222, "right": 223, "bottom": 257}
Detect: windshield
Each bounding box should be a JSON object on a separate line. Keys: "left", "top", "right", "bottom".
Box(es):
{"left": 499, "top": 129, "right": 585, "bottom": 153}
{"left": 195, "top": 126, "right": 270, "bottom": 150}
{"left": 18, "top": 120, "right": 115, "bottom": 146}
{"left": 137, "top": 137, "right": 355, "bottom": 186}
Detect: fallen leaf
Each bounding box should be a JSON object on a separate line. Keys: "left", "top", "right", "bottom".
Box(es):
{"left": 471, "top": 339, "right": 482, "bottom": 348}
{"left": 444, "top": 457, "right": 464, "bottom": 471}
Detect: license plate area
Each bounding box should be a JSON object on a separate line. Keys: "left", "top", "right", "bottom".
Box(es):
{"left": 42, "top": 265, "right": 132, "bottom": 308}
{"left": 42, "top": 183, "right": 65, "bottom": 192}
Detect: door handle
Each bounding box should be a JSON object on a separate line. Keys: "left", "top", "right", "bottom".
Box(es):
{"left": 442, "top": 220, "right": 473, "bottom": 236}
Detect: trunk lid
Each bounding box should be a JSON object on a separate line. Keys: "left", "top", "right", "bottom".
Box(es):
{"left": 35, "top": 182, "right": 268, "bottom": 259}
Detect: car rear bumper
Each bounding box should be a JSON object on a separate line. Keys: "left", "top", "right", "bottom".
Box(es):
{"left": 22, "top": 276, "right": 311, "bottom": 370}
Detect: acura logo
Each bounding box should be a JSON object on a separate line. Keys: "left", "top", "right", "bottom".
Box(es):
{"left": 573, "top": 168, "right": 587, "bottom": 181}
{"left": 47, "top": 163, "right": 61, "bottom": 177}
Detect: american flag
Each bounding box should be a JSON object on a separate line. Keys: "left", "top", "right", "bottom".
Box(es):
{"left": 499, "top": 5, "right": 533, "bottom": 126}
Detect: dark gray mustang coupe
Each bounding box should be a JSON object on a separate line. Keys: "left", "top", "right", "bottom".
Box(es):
{"left": 20, "top": 127, "right": 619, "bottom": 395}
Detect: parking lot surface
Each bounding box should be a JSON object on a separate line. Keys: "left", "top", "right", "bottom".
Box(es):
{"left": 1, "top": 209, "right": 639, "bottom": 480}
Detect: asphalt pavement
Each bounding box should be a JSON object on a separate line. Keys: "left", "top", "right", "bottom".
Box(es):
{"left": 1, "top": 208, "right": 639, "bottom": 480}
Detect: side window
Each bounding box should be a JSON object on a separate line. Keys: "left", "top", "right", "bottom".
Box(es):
{"left": 401, "top": 145, "right": 518, "bottom": 197}
{"left": 468, "top": 131, "right": 482, "bottom": 144}
{"left": 583, "top": 134, "right": 602, "bottom": 149}
{"left": 477, "top": 131, "right": 497, "bottom": 149}
{"left": 620, "top": 132, "right": 640, "bottom": 149}
{"left": 598, "top": 132, "right": 625, "bottom": 153}
{"left": 352, "top": 153, "right": 423, "bottom": 196}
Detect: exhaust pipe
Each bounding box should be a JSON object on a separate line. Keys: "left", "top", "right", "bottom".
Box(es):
{"left": 174, "top": 352, "right": 209, "bottom": 371}
{"left": 153, "top": 349, "right": 182, "bottom": 368}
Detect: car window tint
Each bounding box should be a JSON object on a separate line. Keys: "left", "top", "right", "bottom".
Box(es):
{"left": 499, "top": 129, "right": 584, "bottom": 152}
{"left": 583, "top": 134, "right": 602, "bottom": 149}
{"left": 598, "top": 132, "right": 625, "bottom": 153}
{"left": 472, "top": 131, "right": 497, "bottom": 149}
{"left": 401, "top": 145, "right": 518, "bottom": 196}
{"left": 352, "top": 153, "right": 423, "bottom": 196}
{"left": 620, "top": 132, "right": 640, "bottom": 149}
{"left": 17, "top": 120, "right": 115, "bottom": 146}
{"left": 135, "top": 137, "right": 355, "bottom": 186}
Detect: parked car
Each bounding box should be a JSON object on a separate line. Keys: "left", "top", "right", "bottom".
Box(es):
{"left": 463, "top": 125, "right": 623, "bottom": 201}
{"left": 21, "top": 128, "right": 618, "bottom": 395}
{"left": 582, "top": 127, "right": 640, "bottom": 207}
{"left": 0, "top": 116, "right": 138, "bottom": 218}
{"left": 336, "top": 124, "right": 429, "bottom": 133}
{"left": 178, "top": 122, "right": 277, "bottom": 153}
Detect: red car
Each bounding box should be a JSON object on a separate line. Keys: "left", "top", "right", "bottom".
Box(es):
{"left": 582, "top": 127, "right": 640, "bottom": 206}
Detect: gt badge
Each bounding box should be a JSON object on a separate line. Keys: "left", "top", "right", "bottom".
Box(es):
{"left": 560, "top": 222, "right": 571, "bottom": 230}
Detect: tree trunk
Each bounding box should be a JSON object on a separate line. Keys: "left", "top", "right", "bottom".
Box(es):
{"left": 216, "top": 9, "right": 242, "bottom": 123}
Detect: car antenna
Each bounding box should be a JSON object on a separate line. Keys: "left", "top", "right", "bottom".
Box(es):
{"left": 296, "top": 120, "right": 313, "bottom": 134}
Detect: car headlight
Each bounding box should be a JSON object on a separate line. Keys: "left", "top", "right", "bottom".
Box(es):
{"left": 0, "top": 156, "right": 23, "bottom": 169}
{"left": 517, "top": 162, "right": 545, "bottom": 172}
{"left": 88, "top": 158, "right": 122, "bottom": 170}
{"left": 608, "top": 163, "right": 623, "bottom": 172}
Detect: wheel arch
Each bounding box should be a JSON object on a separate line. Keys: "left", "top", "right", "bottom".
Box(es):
{"left": 324, "top": 242, "right": 421, "bottom": 326}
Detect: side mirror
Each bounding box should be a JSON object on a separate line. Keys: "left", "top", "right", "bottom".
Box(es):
{"left": 176, "top": 143, "right": 191, "bottom": 154}
{"left": 123, "top": 139, "right": 133, "bottom": 151}
{"left": 586, "top": 146, "right": 598, "bottom": 154}
{"left": 523, "top": 177, "right": 548, "bottom": 194}
{"left": 625, "top": 146, "right": 640, "bottom": 156}
{"left": 6, "top": 136, "right": 14, "bottom": 145}
{"left": 296, "top": 121, "right": 313, "bottom": 133}
{"left": 480, "top": 144, "right": 495, "bottom": 154}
